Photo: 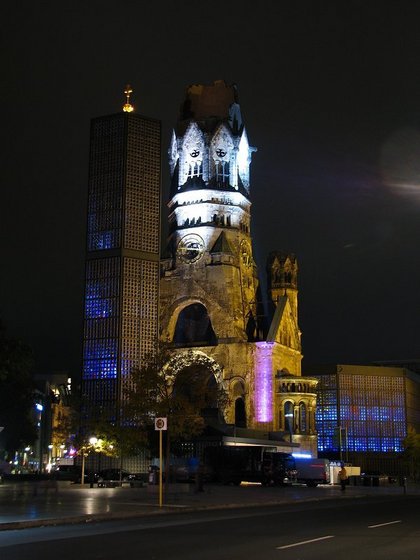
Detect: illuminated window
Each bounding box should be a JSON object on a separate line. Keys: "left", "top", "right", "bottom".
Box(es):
{"left": 299, "top": 402, "right": 307, "bottom": 433}
{"left": 188, "top": 161, "right": 202, "bottom": 178}
{"left": 284, "top": 401, "right": 294, "bottom": 434}
{"left": 215, "top": 161, "right": 229, "bottom": 185}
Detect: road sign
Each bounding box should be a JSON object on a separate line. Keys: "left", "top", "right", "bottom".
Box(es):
{"left": 155, "top": 417, "right": 167, "bottom": 431}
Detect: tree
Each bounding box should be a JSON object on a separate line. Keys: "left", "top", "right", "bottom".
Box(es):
{"left": 75, "top": 401, "right": 148, "bottom": 481}
{"left": 402, "top": 428, "right": 420, "bottom": 481}
{"left": 0, "top": 325, "right": 37, "bottom": 459}
{"left": 125, "top": 344, "right": 229, "bottom": 481}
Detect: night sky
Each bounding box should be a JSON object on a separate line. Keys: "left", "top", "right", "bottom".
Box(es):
{"left": 2, "top": 2, "right": 420, "bottom": 377}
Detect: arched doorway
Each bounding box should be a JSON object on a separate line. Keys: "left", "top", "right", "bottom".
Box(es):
{"left": 164, "top": 350, "right": 226, "bottom": 429}
{"left": 231, "top": 379, "right": 246, "bottom": 428}
{"left": 171, "top": 361, "right": 223, "bottom": 426}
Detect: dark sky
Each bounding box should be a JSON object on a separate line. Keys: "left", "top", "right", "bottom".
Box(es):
{"left": 2, "top": 1, "right": 420, "bottom": 376}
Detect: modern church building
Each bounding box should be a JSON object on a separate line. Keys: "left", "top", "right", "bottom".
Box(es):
{"left": 308, "top": 363, "right": 420, "bottom": 474}
{"left": 81, "top": 89, "right": 161, "bottom": 433}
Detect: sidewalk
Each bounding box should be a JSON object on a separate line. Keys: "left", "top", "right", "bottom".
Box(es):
{"left": 0, "top": 480, "right": 416, "bottom": 531}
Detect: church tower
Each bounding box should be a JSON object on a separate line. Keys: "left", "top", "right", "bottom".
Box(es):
{"left": 160, "top": 81, "right": 317, "bottom": 455}
{"left": 164, "top": 80, "right": 258, "bottom": 344}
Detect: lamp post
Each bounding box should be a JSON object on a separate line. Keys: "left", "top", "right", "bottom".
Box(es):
{"left": 80, "top": 438, "right": 97, "bottom": 485}
{"left": 81, "top": 447, "right": 87, "bottom": 485}
{"left": 285, "top": 412, "right": 294, "bottom": 443}
{"left": 89, "top": 437, "right": 99, "bottom": 472}
{"left": 48, "top": 444, "right": 53, "bottom": 471}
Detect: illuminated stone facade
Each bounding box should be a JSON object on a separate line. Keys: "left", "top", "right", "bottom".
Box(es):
{"left": 160, "top": 81, "right": 317, "bottom": 455}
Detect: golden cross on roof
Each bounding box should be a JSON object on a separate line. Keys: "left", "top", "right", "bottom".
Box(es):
{"left": 123, "top": 84, "right": 134, "bottom": 112}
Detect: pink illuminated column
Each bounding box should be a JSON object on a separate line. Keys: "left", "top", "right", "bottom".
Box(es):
{"left": 254, "top": 342, "right": 273, "bottom": 422}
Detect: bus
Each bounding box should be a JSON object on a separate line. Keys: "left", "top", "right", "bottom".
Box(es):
{"left": 203, "top": 446, "right": 295, "bottom": 485}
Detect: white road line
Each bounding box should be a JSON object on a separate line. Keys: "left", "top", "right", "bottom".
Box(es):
{"left": 368, "top": 520, "right": 402, "bottom": 529}
{"left": 277, "top": 535, "right": 334, "bottom": 549}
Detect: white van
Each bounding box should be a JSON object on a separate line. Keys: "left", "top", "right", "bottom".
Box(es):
{"left": 294, "top": 458, "right": 330, "bottom": 487}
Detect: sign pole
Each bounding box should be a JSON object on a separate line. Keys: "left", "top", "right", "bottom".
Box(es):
{"left": 159, "top": 429, "right": 163, "bottom": 507}
{"left": 155, "top": 417, "right": 167, "bottom": 508}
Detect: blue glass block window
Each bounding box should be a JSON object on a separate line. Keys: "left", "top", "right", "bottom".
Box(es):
{"left": 393, "top": 408, "right": 405, "bottom": 421}
{"left": 83, "top": 359, "right": 118, "bottom": 380}
{"left": 85, "top": 297, "right": 114, "bottom": 318}
{"left": 367, "top": 438, "right": 381, "bottom": 452}
{"left": 393, "top": 439, "right": 403, "bottom": 452}
{"left": 88, "top": 230, "right": 120, "bottom": 251}
{"left": 85, "top": 277, "right": 119, "bottom": 319}
{"left": 340, "top": 394, "right": 351, "bottom": 405}
{"left": 353, "top": 438, "right": 367, "bottom": 451}
{"left": 394, "top": 422, "right": 406, "bottom": 437}
{"left": 84, "top": 339, "right": 117, "bottom": 360}
{"left": 340, "top": 405, "right": 350, "bottom": 420}
{"left": 369, "top": 407, "right": 381, "bottom": 421}
{"left": 83, "top": 339, "right": 118, "bottom": 380}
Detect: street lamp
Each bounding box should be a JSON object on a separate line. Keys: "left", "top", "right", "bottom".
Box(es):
{"left": 47, "top": 444, "right": 53, "bottom": 471}
{"left": 81, "top": 446, "right": 87, "bottom": 485}
{"left": 81, "top": 437, "right": 99, "bottom": 485}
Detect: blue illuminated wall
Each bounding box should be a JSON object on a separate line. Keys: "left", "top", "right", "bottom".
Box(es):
{"left": 81, "top": 112, "right": 161, "bottom": 423}
{"left": 315, "top": 374, "right": 338, "bottom": 452}
{"left": 315, "top": 368, "right": 406, "bottom": 454}
{"left": 83, "top": 257, "right": 120, "bottom": 381}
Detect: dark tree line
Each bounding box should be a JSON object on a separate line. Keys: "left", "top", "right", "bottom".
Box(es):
{"left": 0, "top": 324, "right": 37, "bottom": 459}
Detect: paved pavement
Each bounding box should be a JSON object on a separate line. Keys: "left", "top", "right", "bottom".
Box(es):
{"left": 0, "top": 479, "right": 416, "bottom": 531}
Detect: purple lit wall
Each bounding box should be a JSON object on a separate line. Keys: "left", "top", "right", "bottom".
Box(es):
{"left": 254, "top": 342, "right": 273, "bottom": 422}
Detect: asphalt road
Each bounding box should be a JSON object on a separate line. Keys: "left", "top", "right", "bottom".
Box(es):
{"left": 1, "top": 495, "right": 419, "bottom": 559}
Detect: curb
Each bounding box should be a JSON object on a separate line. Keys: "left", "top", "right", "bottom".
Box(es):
{"left": 0, "top": 492, "right": 379, "bottom": 532}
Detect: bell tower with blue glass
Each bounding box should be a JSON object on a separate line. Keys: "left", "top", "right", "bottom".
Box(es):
{"left": 81, "top": 87, "right": 161, "bottom": 424}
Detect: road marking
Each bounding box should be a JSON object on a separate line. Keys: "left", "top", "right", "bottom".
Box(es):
{"left": 368, "top": 520, "right": 402, "bottom": 529}
{"left": 277, "top": 535, "right": 334, "bottom": 549}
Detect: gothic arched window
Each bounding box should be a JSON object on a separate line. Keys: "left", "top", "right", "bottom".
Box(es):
{"left": 235, "top": 397, "right": 246, "bottom": 428}
{"left": 215, "top": 160, "right": 230, "bottom": 185}
{"left": 284, "top": 401, "right": 294, "bottom": 434}
{"left": 187, "top": 161, "right": 202, "bottom": 178}
{"left": 299, "top": 402, "right": 307, "bottom": 433}
{"left": 173, "top": 303, "right": 217, "bottom": 346}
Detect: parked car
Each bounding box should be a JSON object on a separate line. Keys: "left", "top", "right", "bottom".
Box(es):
{"left": 360, "top": 471, "right": 390, "bottom": 486}
{"left": 96, "top": 469, "right": 136, "bottom": 487}
{"left": 53, "top": 465, "right": 89, "bottom": 483}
